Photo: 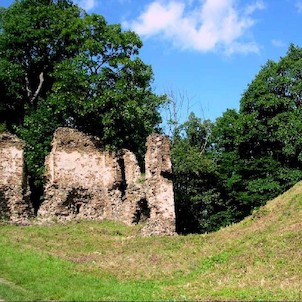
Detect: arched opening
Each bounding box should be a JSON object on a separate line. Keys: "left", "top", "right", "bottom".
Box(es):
{"left": 0, "top": 190, "right": 11, "bottom": 220}
{"left": 132, "top": 198, "right": 150, "bottom": 224}
{"left": 63, "top": 188, "right": 90, "bottom": 215}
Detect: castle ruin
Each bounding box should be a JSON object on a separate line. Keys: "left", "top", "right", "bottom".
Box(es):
{"left": 0, "top": 133, "right": 33, "bottom": 223}
{"left": 0, "top": 128, "right": 175, "bottom": 235}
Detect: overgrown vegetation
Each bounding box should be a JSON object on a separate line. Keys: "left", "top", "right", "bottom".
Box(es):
{"left": 0, "top": 0, "right": 164, "bottom": 207}
{"left": 172, "top": 45, "right": 302, "bottom": 233}
{"left": 0, "top": 181, "right": 302, "bottom": 300}
{"left": 1, "top": 0, "right": 302, "bottom": 234}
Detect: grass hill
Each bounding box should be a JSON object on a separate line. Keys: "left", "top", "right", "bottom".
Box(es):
{"left": 0, "top": 181, "right": 302, "bottom": 300}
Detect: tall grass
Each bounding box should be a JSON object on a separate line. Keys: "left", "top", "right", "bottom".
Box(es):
{"left": 1, "top": 182, "right": 302, "bottom": 300}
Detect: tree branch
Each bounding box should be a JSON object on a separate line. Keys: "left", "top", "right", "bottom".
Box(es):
{"left": 30, "top": 71, "right": 44, "bottom": 105}
{"left": 25, "top": 76, "right": 32, "bottom": 99}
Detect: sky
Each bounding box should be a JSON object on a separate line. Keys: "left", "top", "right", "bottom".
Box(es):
{"left": 2, "top": 0, "right": 302, "bottom": 124}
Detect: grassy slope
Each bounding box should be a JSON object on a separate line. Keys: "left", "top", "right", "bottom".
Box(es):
{"left": 0, "top": 181, "right": 302, "bottom": 301}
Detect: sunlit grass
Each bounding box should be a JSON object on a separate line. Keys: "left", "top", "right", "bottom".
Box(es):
{"left": 1, "top": 182, "right": 302, "bottom": 300}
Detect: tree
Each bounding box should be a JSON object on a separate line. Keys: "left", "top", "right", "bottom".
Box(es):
{"left": 234, "top": 44, "right": 302, "bottom": 213}
{"left": 210, "top": 45, "right": 302, "bottom": 223}
{"left": 0, "top": 0, "right": 165, "bottom": 207}
{"left": 210, "top": 109, "right": 245, "bottom": 221}
{"left": 0, "top": 0, "right": 83, "bottom": 126}
{"left": 171, "top": 113, "right": 230, "bottom": 234}
{"left": 240, "top": 45, "right": 302, "bottom": 164}
{"left": 160, "top": 89, "right": 195, "bottom": 138}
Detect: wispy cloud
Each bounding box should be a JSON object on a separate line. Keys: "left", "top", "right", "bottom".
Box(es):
{"left": 244, "top": 0, "right": 265, "bottom": 14}
{"left": 296, "top": 0, "right": 302, "bottom": 13}
{"left": 124, "top": 0, "right": 265, "bottom": 55}
{"left": 272, "top": 39, "right": 286, "bottom": 48}
{"left": 75, "top": 0, "right": 97, "bottom": 11}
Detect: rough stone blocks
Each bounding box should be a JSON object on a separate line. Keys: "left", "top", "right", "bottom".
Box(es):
{"left": 0, "top": 128, "right": 176, "bottom": 235}
{"left": 0, "top": 133, "right": 32, "bottom": 223}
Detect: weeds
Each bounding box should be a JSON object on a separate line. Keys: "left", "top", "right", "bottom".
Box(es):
{"left": 0, "top": 182, "right": 302, "bottom": 300}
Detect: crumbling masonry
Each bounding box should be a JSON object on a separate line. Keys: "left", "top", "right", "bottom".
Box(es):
{"left": 0, "top": 133, "right": 33, "bottom": 223}
{"left": 0, "top": 128, "right": 176, "bottom": 235}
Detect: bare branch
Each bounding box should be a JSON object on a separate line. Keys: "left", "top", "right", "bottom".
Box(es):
{"left": 26, "top": 72, "right": 45, "bottom": 106}
{"left": 200, "top": 130, "right": 210, "bottom": 155}
{"left": 162, "top": 88, "right": 194, "bottom": 137}
{"left": 30, "top": 71, "right": 44, "bottom": 105}
{"left": 25, "top": 76, "right": 32, "bottom": 99}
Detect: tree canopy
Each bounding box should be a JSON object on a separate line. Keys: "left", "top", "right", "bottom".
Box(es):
{"left": 171, "top": 113, "right": 232, "bottom": 234}
{"left": 0, "top": 0, "right": 165, "bottom": 201}
{"left": 172, "top": 44, "right": 302, "bottom": 233}
{"left": 236, "top": 44, "right": 302, "bottom": 209}
{"left": 1, "top": 0, "right": 302, "bottom": 233}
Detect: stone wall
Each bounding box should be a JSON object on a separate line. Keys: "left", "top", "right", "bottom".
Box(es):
{"left": 38, "top": 128, "right": 176, "bottom": 235}
{"left": 38, "top": 128, "right": 123, "bottom": 221}
{"left": 0, "top": 133, "right": 32, "bottom": 223}
{"left": 142, "top": 134, "right": 175, "bottom": 235}
{"left": 0, "top": 128, "right": 176, "bottom": 235}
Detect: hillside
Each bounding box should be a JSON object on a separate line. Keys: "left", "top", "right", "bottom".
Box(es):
{"left": 0, "top": 181, "right": 302, "bottom": 300}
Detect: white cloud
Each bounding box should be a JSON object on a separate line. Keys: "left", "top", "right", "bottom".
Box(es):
{"left": 244, "top": 0, "right": 265, "bottom": 14}
{"left": 124, "top": 0, "right": 265, "bottom": 55}
{"left": 75, "top": 0, "right": 97, "bottom": 11}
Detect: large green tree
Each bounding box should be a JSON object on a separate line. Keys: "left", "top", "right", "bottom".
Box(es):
{"left": 0, "top": 0, "right": 83, "bottom": 126}
{"left": 237, "top": 44, "right": 302, "bottom": 210}
{"left": 179, "top": 44, "right": 302, "bottom": 233}
{"left": 0, "top": 0, "right": 164, "bottom": 207}
{"left": 209, "top": 44, "right": 302, "bottom": 225}
{"left": 171, "top": 113, "right": 231, "bottom": 234}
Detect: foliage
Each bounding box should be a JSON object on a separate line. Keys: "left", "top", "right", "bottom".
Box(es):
{"left": 201, "top": 45, "right": 302, "bottom": 226}
{"left": 0, "top": 0, "right": 164, "bottom": 199}
{"left": 172, "top": 44, "right": 302, "bottom": 233}
{"left": 171, "top": 113, "right": 232, "bottom": 234}
{"left": 236, "top": 44, "right": 302, "bottom": 209}
{"left": 0, "top": 123, "right": 6, "bottom": 133}
{"left": 210, "top": 109, "right": 245, "bottom": 220}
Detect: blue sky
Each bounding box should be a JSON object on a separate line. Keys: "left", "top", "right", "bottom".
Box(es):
{"left": 2, "top": 0, "right": 302, "bottom": 124}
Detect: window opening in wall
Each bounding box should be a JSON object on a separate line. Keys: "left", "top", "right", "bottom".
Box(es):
{"left": 63, "top": 188, "right": 89, "bottom": 215}
{"left": 133, "top": 198, "right": 150, "bottom": 224}
{"left": 118, "top": 157, "right": 127, "bottom": 198}
{"left": 0, "top": 191, "right": 11, "bottom": 220}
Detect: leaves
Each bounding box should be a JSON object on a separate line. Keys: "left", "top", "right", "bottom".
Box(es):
{"left": 221, "top": 44, "right": 302, "bottom": 220}
{"left": 0, "top": 0, "right": 165, "bottom": 206}
{"left": 176, "top": 45, "right": 302, "bottom": 233}
{"left": 171, "top": 113, "right": 232, "bottom": 234}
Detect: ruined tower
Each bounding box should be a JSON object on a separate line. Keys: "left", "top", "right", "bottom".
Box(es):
{"left": 0, "top": 133, "right": 32, "bottom": 222}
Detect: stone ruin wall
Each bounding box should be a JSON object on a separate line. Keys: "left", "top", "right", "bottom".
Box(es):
{"left": 37, "top": 128, "right": 175, "bottom": 235}
{"left": 38, "top": 128, "right": 124, "bottom": 222}
{"left": 0, "top": 128, "right": 175, "bottom": 235}
{"left": 38, "top": 128, "right": 175, "bottom": 235}
{"left": 142, "top": 134, "right": 175, "bottom": 235}
{"left": 0, "top": 133, "right": 33, "bottom": 223}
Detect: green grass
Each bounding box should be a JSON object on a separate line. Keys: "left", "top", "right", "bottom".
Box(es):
{"left": 1, "top": 182, "right": 302, "bottom": 300}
